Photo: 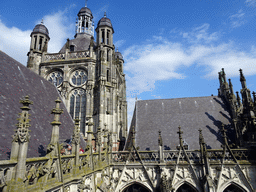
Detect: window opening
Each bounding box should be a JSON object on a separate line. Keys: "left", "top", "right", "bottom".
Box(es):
{"left": 39, "top": 36, "right": 43, "bottom": 51}
{"left": 107, "top": 69, "right": 110, "bottom": 82}
{"left": 71, "top": 70, "right": 88, "bottom": 86}
{"left": 34, "top": 36, "right": 37, "bottom": 50}
{"left": 107, "top": 30, "right": 110, "bottom": 45}
{"left": 70, "top": 45, "right": 75, "bottom": 52}
{"left": 48, "top": 71, "right": 63, "bottom": 86}
{"left": 101, "top": 29, "right": 105, "bottom": 43}
{"left": 69, "top": 89, "right": 86, "bottom": 134}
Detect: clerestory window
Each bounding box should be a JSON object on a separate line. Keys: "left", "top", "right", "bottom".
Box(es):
{"left": 70, "top": 89, "right": 86, "bottom": 134}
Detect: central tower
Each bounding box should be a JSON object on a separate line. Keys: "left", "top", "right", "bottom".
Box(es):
{"left": 27, "top": 3, "right": 127, "bottom": 151}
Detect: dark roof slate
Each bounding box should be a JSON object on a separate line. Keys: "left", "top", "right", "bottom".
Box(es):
{"left": 0, "top": 51, "right": 75, "bottom": 160}
{"left": 59, "top": 33, "right": 93, "bottom": 53}
{"left": 129, "top": 96, "right": 233, "bottom": 151}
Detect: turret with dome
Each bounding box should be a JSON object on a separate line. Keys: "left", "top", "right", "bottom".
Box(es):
{"left": 26, "top": 1, "right": 127, "bottom": 151}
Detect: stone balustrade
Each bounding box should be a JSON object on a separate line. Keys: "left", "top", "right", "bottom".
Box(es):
{"left": 42, "top": 51, "right": 90, "bottom": 63}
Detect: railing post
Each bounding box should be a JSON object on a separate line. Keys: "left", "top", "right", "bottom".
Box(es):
{"left": 158, "top": 131, "right": 164, "bottom": 163}
{"left": 72, "top": 118, "right": 80, "bottom": 174}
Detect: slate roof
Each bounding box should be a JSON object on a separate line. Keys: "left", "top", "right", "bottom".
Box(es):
{"left": 0, "top": 51, "right": 79, "bottom": 160}
{"left": 126, "top": 96, "right": 234, "bottom": 151}
{"left": 59, "top": 33, "right": 93, "bottom": 53}
{"left": 32, "top": 23, "right": 50, "bottom": 39}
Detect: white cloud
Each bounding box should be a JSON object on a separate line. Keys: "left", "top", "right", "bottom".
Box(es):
{"left": 37, "top": 10, "right": 74, "bottom": 53}
{"left": 0, "top": 8, "right": 74, "bottom": 65}
{"left": 124, "top": 24, "right": 256, "bottom": 124}
{"left": 229, "top": 9, "right": 246, "bottom": 28}
{"left": 0, "top": 19, "right": 31, "bottom": 65}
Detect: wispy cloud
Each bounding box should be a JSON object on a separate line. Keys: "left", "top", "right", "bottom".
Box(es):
{"left": 114, "top": 40, "right": 126, "bottom": 49}
{"left": 229, "top": 9, "right": 246, "bottom": 28}
{"left": 182, "top": 23, "right": 219, "bottom": 44}
{"left": 245, "top": 0, "right": 256, "bottom": 6}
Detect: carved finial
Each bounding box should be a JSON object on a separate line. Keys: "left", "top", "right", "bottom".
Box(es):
{"left": 116, "top": 47, "right": 119, "bottom": 52}
{"left": 158, "top": 130, "right": 163, "bottom": 146}
{"left": 41, "top": 19, "right": 44, "bottom": 25}
{"left": 51, "top": 97, "right": 63, "bottom": 126}
{"left": 198, "top": 129, "right": 205, "bottom": 145}
{"left": 104, "top": 11, "right": 107, "bottom": 18}
{"left": 177, "top": 126, "right": 183, "bottom": 147}
{"left": 13, "top": 96, "right": 33, "bottom": 143}
{"left": 239, "top": 68, "right": 246, "bottom": 82}
{"left": 221, "top": 124, "right": 228, "bottom": 146}
{"left": 85, "top": 0, "right": 88, "bottom": 7}
{"left": 19, "top": 95, "right": 33, "bottom": 111}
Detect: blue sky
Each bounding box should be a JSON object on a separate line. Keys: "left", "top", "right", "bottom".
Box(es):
{"left": 1, "top": 0, "right": 256, "bottom": 125}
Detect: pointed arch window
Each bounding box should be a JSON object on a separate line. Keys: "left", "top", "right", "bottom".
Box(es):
{"left": 70, "top": 89, "right": 86, "bottom": 134}
{"left": 71, "top": 69, "right": 88, "bottom": 86}
{"left": 48, "top": 71, "right": 63, "bottom": 86}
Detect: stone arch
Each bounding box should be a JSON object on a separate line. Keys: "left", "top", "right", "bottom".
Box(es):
{"left": 174, "top": 180, "right": 200, "bottom": 192}
{"left": 220, "top": 181, "right": 249, "bottom": 192}
{"left": 119, "top": 181, "right": 153, "bottom": 192}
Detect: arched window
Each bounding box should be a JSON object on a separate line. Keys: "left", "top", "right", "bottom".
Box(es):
{"left": 224, "top": 184, "right": 245, "bottom": 192}
{"left": 48, "top": 71, "right": 63, "bottom": 86}
{"left": 122, "top": 183, "right": 150, "bottom": 192}
{"left": 70, "top": 89, "right": 86, "bottom": 134}
{"left": 70, "top": 45, "right": 75, "bottom": 52}
{"left": 177, "top": 183, "right": 197, "bottom": 192}
{"left": 71, "top": 69, "right": 88, "bottom": 86}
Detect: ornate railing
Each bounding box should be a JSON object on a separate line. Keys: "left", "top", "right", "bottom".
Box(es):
{"left": 42, "top": 51, "right": 90, "bottom": 62}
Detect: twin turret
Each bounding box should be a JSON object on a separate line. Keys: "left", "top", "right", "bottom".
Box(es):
{"left": 27, "top": 21, "right": 50, "bottom": 74}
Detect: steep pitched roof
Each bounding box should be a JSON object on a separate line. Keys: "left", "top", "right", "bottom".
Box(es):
{"left": 0, "top": 51, "right": 76, "bottom": 160}
{"left": 126, "top": 96, "right": 233, "bottom": 151}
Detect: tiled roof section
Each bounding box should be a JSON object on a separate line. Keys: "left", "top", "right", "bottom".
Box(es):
{"left": 59, "top": 33, "right": 94, "bottom": 53}
{"left": 0, "top": 51, "right": 75, "bottom": 160}
{"left": 131, "top": 96, "right": 233, "bottom": 151}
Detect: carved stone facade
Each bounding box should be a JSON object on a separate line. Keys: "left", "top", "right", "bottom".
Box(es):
{"left": 27, "top": 4, "right": 127, "bottom": 151}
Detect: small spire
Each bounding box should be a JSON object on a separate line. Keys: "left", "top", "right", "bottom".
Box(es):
{"left": 239, "top": 69, "right": 247, "bottom": 89}
{"left": 104, "top": 11, "right": 107, "bottom": 18}
{"left": 116, "top": 47, "right": 119, "bottom": 52}
{"left": 158, "top": 130, "right": 163, "bottom": 146}
{"left": 236, "top": 91, "right": 241, "bottom": 107}
{"left": 177, "top": 126, "right": 183, "bottom": 148}
{"left": 41, "top": 19, "right": 44, "bottom": 25}
{"left": 85, "top": 0, "right": 88, "bottom": 7}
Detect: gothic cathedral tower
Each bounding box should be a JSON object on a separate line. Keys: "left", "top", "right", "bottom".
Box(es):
{"left": 27, "top": 3, "right": 127, "bottom": 151}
